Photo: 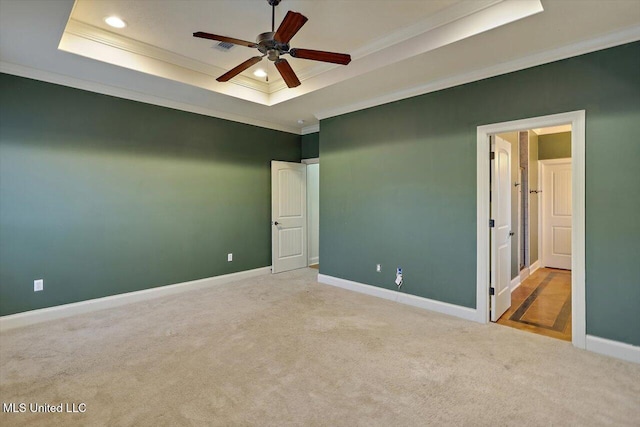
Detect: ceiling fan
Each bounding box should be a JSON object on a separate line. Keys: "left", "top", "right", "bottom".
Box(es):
{"left": 193, "top": 0, "right": 351, "bottom": 88}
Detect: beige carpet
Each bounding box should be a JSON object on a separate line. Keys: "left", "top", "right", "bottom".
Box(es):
{"left": 1, "top": 268, "right": 638, "bottom": 426}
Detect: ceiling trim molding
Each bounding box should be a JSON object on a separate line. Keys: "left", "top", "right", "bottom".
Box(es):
{"left": 64, "top": 19, "right": 269, "bottom": 94}
{"left": 350, "top": 0, "right": 501, "bottom": 61}
{"left": 269, "top": 0, "right": 544, "bottom": 106}
{"left": 301, "top": 124, "right": 320, "bottom": 135}
{"left": 0, "top": 61, "right": 300, "bottom": 135}
{"left": 268, "top": 0, "right": 503, "bottom": 94}
{"left": 62, "top": 0, "right": 532, "bottom": 103}
{"left": 315, "top": 25, "right": 640, "bottom": 121}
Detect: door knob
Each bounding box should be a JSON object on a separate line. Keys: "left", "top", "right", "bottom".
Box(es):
{"left": 509, "top": 231, "right": 515, "bottom": 237}
{"left": 273, "top": 221, "right": 280, "bottom": 226}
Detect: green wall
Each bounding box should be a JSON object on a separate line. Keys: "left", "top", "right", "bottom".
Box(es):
{"left": 539, "top": 131, "right": 572, "bottom": 159}
{"left": 0, "top": 74, "right": 300, "bottom": 316}
{"left": 320, "top": 42, "right": 640, "bottom": 346}
{"left": 301, "top": 132, "right": 319, "bottom": 159}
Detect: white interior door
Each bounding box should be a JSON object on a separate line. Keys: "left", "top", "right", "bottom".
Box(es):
{"left": 491, "top": 136, "right": 512, "bottom": 321}
{"left": 542, "top": 160, "right": 572, "bottom": 270}
{"left": 272, "top": 161, "right": 307, "bottom": 273}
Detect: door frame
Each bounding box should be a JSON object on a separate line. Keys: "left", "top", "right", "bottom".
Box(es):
{"left": 538, "top": 157, "right": 572, "bottom": 270}
{"left": 302, "top": 158, "right": 320, "bottom": 266}
{"left": 476, "top": 110, "right": 585, "bottom": 349}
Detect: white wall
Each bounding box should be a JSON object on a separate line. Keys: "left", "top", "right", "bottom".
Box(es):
{"left": 307, "top": 163, "right": 319, "bottom": 265}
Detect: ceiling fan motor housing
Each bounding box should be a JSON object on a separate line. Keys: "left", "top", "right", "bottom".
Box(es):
{"left": 256, "top": 32, "right": 289, "bottom": 61}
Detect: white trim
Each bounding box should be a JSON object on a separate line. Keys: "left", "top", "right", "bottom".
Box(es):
{"left": 60, "top": 0, "right": 538, "bottom": 105}
{"left": 0, "top": 61, "right": 300, "bottom": 135}
{"left": 510, "top": 275, "right": 522, "bottom": 293}
{"left": 349, "top": 0, "right": 502, "bottom": 62}
{"left": 477, "top": 110, "right": 586, "bottom": 349}
{"left": 318, "top": 274, "right": 481, "bottom": 323}
{"left": 301, "top": 158, "right": 320, "bottom": 165}
{"left": 63, "top": 1, "right": 502, "bottom": 97}
{"left": 308, "top": 257, "right": 319, "bottom": 266}
{"left": 0, "top": 266, "right": 272, "bottom": 332}
{"left": 585, "top": 335, "right": 640, "bottom": 364}
{"left": 538, "top": 158, "right": 573, "bottom": 271}
{"left": 301, "top": 124, "right": 320, "bottom": 135}
{"left": 529, "top": 260, "right": 540, "bottom": 275}
{"left": 315, "top": 25, "right": 640, "bottom": 120}
{"left": 64, "top": 19, "right": 269, "bottom": 94}
{"left": 520, "top": 266, "right": 530, "bottom": 281}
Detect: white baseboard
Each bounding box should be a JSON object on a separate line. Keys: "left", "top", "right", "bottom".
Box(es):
{"left": 317, "top": 274, "right": 480, "bottom": 323}
{"left": 308, "top": 257, "right": 319, "bottom": 266}
{"left": 519, "top": 267, "right": 530, "bottom": 281}
{"left": 510, "top": 275, "right": 522, "bottom": 293}
{"left": 529, "top": 260, "right": 540, "bottom": 275}
{"left": 585, "top": 335, "right": 640, "bottom": 364}
{"left": 0, "top": 266, "right": 272, "bottom": 332}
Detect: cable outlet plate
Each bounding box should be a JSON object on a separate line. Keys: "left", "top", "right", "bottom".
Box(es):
{"left": 34, "top": 279, "right": 43, "bottom": 292}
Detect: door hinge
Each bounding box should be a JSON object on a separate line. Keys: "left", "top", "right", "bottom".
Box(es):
{"left": 489, "top": 287, "right": 495, "bottom": 296}
{"left": 490, "top": 151, "right": 495, "bottom": 160}
{"left": 489, "top": 219, "right": 495, "bottom": 228}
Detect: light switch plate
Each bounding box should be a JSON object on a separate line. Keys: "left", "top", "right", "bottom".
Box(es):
{"left": 34, "top": 279, "right": 43, "bottom": 292}
{"left": 227, "top": 253, "right": 233, "bottom": 262}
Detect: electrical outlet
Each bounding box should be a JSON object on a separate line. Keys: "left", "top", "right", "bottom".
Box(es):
{"left": 376, "top": 264, "right": 381, "bottom": 272}
{"left": 395, "top": 268, "right": 403, "bottom": 288}
{"left": 227, "top": 253, "right": 233, "bottom": 262}
{"left": 34, "top": 279, "right": 43, "bottom": 292}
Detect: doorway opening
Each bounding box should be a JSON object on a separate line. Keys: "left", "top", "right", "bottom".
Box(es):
{"left": 476, "top": 111, "right": 585, "bottom": 349}
{"left": 303, "top": 158, "right": 320, "bottom": 270}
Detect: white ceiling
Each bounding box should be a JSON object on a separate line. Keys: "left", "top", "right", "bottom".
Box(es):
{"left": 69, "top": 0, "right": 458, "bottom": 85}
{"left": 1, "top": 0, "right": 639, "bottom": 134}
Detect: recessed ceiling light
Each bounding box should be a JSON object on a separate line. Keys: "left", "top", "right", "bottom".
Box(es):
{"left": 297, "top": 119, "right": 305, "bottom": 125}
{"left": 104, "top": 16, "right": 126, "bottom": 29}
{"left": 253, "top": 69, "right": 267, "bottom": 78}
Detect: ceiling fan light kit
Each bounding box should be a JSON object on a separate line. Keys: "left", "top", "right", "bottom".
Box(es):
{"left": 194, "top": 0, "right": 351, "bottom": 88}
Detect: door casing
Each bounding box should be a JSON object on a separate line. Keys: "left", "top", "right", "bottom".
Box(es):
{"left": 476, "top": 110, "right": 585, "bottom": 349}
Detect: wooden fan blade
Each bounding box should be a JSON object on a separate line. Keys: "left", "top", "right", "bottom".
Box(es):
{"left": 193, "top": 32, "right": 257, "bottom": 48}
{"left": 289, "top": 48, "right": 351, "bottom": 65}
{"left": 217, "top": 56, "right": 263, "bottom": 82}
{"left": 274, "top": 59, "right": 301, "bottom": 88}
{"left": 274, "top": 11, "right": 308, "bottom": 43}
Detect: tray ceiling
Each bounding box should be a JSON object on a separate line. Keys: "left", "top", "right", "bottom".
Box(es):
{"left": 1, "top": 0, "right": 639, "bottom": 133}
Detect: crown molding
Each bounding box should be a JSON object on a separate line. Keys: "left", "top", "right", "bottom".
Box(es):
{"left": 351, "top": 0, "right": 501, "bottom": 61}
{"left": 315, "top": 25, "right": 640, "bottom": 121}
{"left": 61, "top": 1, "right": 523, "bottom": 101}
{"left": 0, "top": 61, "right": 300, "bottom": 135}
{"left": 64, "top": 19, "right": 269, "bottom": 94}
{"left": 269, "top": 0, "right": 503, "bottom": 94}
